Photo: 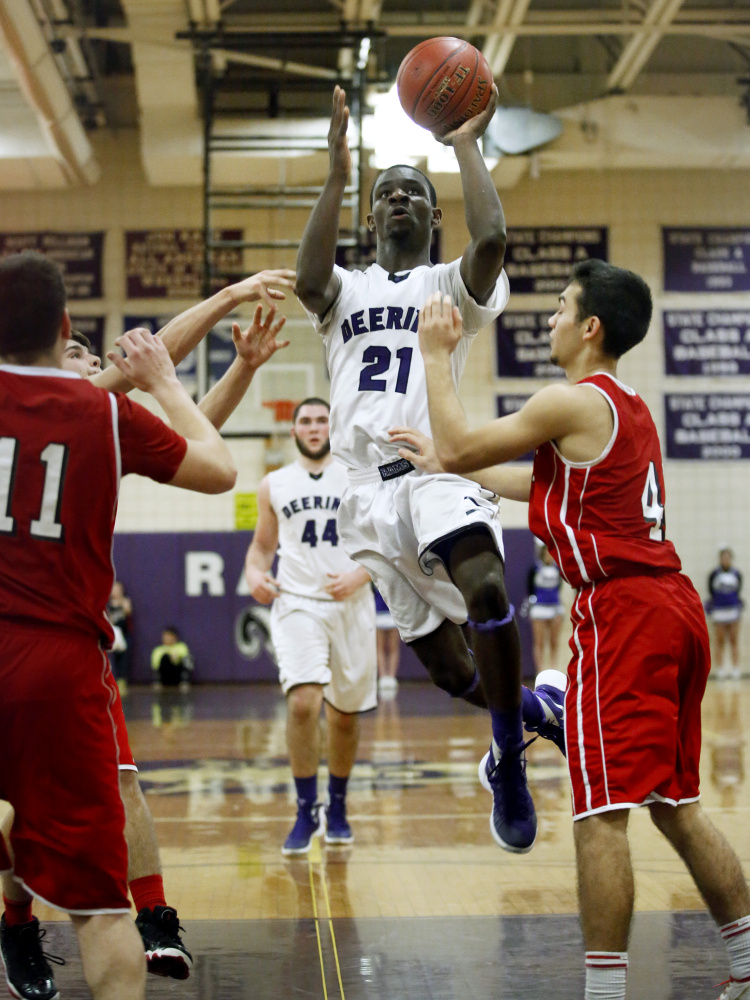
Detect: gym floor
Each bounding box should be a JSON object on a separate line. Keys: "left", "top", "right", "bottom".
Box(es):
{"left": 31, "top": 679, "right": 750, "bottom": 998}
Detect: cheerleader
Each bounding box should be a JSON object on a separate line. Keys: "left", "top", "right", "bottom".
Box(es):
{"left": 708, "top": 546, "right": 743, "bottom": 680}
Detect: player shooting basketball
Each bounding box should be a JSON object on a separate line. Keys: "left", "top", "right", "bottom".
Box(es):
{"left": 295, "top": 85, "right": 567, "bottom": 856}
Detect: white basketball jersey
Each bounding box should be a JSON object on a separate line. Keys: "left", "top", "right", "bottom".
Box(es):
{"left": 267, "top": 460, "right": 360, "bottom": 600}
{"left": 305, "top": 259, "right": 510, "bottom": 470}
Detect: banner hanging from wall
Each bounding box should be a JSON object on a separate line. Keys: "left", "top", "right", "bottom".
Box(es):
{"left": 503, "top": 227, "right": 608, "bottom": 294}
{"left": 496, "top": 395, "right": 534, "bottom": 461}
{"left": 663, "top": 228, "right": 750, "bottom": 292}
{"left": 0, "top": 231, "right": 104, "bottom": 299}
{"left": 69, "top": 316, "right": 106, "bottom": 359}
{"left": 125, "top": 229, "right": 245, "bottom": 298}
{"left": 663, "top": 309, "right": 750, "bottom": 376}
{"left": 496, "top": 311, "right": 563, "bottom": 379}
{"left": 664, "top": 393, "right": 750, "bottom": 460}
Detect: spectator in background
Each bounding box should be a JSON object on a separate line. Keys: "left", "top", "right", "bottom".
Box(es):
{"left": 708, "top": 546, "right": 743, "bottom": 680}
{"left": 374, "top": 588, "right": 401, "bottom": 696}
{"left": 151, "top": 628, "right": 194, "bottom": 692}
{"left": 107, "top": 580, "right": 133, "bottom": 694}
{"left": 526, "top": 542, "right": 565, "bottom": 676}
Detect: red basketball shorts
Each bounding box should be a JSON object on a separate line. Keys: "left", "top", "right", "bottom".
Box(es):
{"left": 105, "top": 669, "right": 137, "bottom": 771}
{"left": 565, "top": 573, "right": 710, "bottom": 820}
{"left": 0, "top": 623, "right": 130, "bottom": 913}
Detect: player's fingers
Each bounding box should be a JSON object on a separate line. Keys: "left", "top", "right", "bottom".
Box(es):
{"left": 399, "top": 447, "right": 425, "bottom": 467}
{"left": 274, "top": 339, "right": 291, "bottom": 352}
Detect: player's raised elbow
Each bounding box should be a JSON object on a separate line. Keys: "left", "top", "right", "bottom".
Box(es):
{"left": 207, "top": 461, "right": 238, "bottom": 494}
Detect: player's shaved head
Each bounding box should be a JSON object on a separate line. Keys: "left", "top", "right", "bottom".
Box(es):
{"left": 0, "top": 252, "right": 66, "bottom": 359}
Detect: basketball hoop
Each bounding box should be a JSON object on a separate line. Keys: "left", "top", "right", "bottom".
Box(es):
{"left": 262, "top": 399, "right": 297, "bottom": 423}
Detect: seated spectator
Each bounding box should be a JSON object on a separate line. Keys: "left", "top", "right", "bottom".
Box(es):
{"left": 151, "top": 628, "right": 194, "bottom": 691}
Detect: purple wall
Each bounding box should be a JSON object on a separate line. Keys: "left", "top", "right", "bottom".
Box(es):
{"left": 112, "top": 529, "right": 538, "bottom": 683}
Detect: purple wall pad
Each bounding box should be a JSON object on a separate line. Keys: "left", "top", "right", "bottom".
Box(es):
{"left": 113, "top": 529, "right": 539, "bottom": 684}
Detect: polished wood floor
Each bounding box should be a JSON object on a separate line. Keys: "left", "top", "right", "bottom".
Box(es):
{"left": 12, "top": 676, "right": 750, "bottom": 998}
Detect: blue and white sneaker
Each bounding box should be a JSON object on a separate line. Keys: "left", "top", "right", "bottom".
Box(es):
{"left": 282, "top": 803, "right": 325, "bottom": 856}
{"left": 478, "top": 738, "right": 537, "bottom": 853}
{"left": 527, "top": 669, "right": 567, "bottom": 757}
{"left": 325, "top": 797, "right": 354, "bottom": 846}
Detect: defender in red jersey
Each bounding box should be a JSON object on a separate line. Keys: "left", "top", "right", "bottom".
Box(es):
{"left": 0, "top": 251, "right": 238, "bottom": 1000}
{"left": 0, "top": 299, "right": 292, "bottom": 992}
{"left": 405, "top": 261, "right": 750, "bottom": 1000}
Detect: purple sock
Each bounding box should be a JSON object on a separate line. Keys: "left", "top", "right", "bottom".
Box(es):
{"left": 294, "top": 774, "right": 317, "bottom": 808}
{"left": 521, "top": 686, "right": 544, "bottom": 728}
{"left": 490, "top": 706, "right": 523, "bottom": 748}
{"left": 328, "top": 773, "right": 349, "bottom": 800}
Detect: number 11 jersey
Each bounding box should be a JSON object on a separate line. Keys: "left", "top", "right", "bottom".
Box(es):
{"left": 306, "top": 260, "right": 510, "bottom": 471}
{"left": 528, "top": 371, "right": 682, "bottom": 589}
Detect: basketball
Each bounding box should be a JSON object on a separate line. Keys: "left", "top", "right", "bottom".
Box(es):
{"left": 396, "top": 37, "right": 494, "bottom": 134}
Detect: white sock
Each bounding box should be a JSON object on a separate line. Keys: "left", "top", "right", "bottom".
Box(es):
{"left": 585, "top": 952, "right": 628, "bottom": 1000}
{"left": 721, "top": 915, "right": 750, "bottom": 985}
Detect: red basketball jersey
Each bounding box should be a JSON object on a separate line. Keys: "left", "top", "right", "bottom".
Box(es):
{"left": 528, "top": 372, "right": 681, "bottom": 588}
{"left": 0, "top": 365, "right": 187, "bottom": 641}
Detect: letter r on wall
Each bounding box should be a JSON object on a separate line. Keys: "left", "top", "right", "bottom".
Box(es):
{"left": 185, "top": 552, "right": 226, "bottom": 596}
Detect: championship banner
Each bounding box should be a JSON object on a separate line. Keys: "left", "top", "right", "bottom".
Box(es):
{"left": 69, "top": 316, "right": 106, "bottom": 359}
{"left": 125, "top": 229, "right": 244, "bottom": 298}
{"left": 496, "top": 311, "right": 563, "bottom": 379}
{"left": 663, "top": 309, "right": 750, "bottom": 376}
{"left": 663, "top": 228, "right": 750, "bottom": 292}
{"left": 496, "top": 395, "right": 533, "bottom": 461}
{"left": 0, "top": 231, "right": 104, "bottom": 299}
{"left": 504, "top": 227, "right": 608, "bottom": 294}
{"left": 664, "top": 393, "right": 750, "bottom": 460}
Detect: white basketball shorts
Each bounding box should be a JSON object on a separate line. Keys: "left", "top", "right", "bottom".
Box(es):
{"left": 270, "top": 586, "right": 377, "bottom": 713}
{"left": 338, "top": 469, "right": 504, "bottom": 643}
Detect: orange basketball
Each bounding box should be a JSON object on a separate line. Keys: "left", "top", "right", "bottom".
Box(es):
{"left": 396, "top": 37, "right": 493, "bottom": 135}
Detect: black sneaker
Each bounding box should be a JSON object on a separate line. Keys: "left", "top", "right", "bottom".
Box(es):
{"left": 0, "top": 915, "right": 63, "bottom": 1000}
{"left": 135, "top": 906, "right": 193, "bottom": 980}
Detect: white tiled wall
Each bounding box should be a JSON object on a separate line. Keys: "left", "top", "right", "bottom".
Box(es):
{"left": 3, "top": 133, "right": 750, "bottom": 638}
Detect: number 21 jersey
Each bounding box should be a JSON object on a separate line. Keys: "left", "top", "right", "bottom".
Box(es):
{"left": 528, "top": 372, "right": 682, "bottom": 589}
{"left": 306, "top": 260, "right": 510, "bottom": 471}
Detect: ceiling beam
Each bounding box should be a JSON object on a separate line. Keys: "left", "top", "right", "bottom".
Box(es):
{"left": 607, "top": 0, "right": 689, "bottom": 91}
{"left": 482, "top": 0, "right": 533, "bottom": 77}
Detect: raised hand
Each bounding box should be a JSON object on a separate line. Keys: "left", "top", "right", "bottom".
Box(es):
{"left": 418, "top": 292, "right": 464, "bottom": 358}
{"left": 229, "top": 269, "right": 297, "bottom": 309}
{"left": 107, "top": 328, "right": 178, "bottom": 393}
{"left": 387, "top": 426, "right": 444, "bottom": 474}
{"left": 434, "top": 83, "right": 499, "bottom": 146}
{"left": 328, "top": 85, "right": 352, "bottom": 180}
{"left": 232, "top": 305, "right": 290, "bottom": 371}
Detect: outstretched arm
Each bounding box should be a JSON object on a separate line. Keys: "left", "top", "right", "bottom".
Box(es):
{"left": 418, "top": 293, "right": 587, "bottom": 472}
{"left": 92, "top": 269, "right": 296, "bottom": 393}
{"left": 295, "top": 86, "right": 350, "bottom": 317}
{"left": 107, "top": 329, "right": 236, "bottom": 494}
{"left": 198, "top": 305, "right": 290, "bottom": 430}
{"left": 387, "top": 425, "right": 532, "bottom": 501}
{"left": 436, "top": 86, "right": 506, "bottom": 304}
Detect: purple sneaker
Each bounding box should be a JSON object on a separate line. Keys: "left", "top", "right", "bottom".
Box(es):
{"left": 527, "top": 669, "right": 567, "bottom": 757}
{"left": 478, "top": 739, "right": 537, "bottom": 853}
{"left": 282, "top": 802, "right": 325, "bottom": 856}
{"left": 325, "top": 797, "right": 354, "bottom": 846}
